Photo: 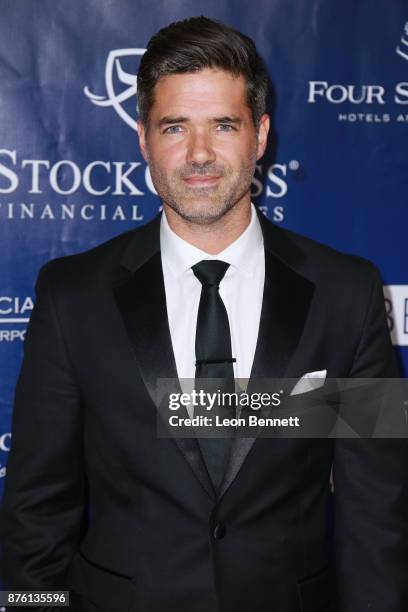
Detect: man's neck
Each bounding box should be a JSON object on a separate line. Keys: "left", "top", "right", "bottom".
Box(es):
{"left": 163, "top": 198, "right": 252, "bottom": 255}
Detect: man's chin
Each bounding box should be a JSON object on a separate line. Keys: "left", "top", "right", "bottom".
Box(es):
{"left": 168, "top": 202, "right": 234, "bottom": 226}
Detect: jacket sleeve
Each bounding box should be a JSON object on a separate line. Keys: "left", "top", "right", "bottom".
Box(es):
{"left": 333, "top": 262, "right": 408, "bottom": 611}
{"left": 0, "top": 262, "right": 87, "bottom": 601}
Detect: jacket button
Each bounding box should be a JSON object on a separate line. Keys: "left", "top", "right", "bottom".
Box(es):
{"left": 213, "top": 523, "right": 226, "bottom": 539}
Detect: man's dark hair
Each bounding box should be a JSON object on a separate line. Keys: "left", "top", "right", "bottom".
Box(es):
{"left": 137, "top": 16, "right": 268, "bottom": 128}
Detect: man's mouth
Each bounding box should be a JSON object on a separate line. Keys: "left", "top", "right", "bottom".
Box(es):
{"left": 183, "top": 175, "right": 221, "bottom": 186}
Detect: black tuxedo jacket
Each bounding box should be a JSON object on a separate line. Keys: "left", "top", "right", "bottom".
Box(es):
{"left": 1, "top": 209, "right": 407, "bottom": 612}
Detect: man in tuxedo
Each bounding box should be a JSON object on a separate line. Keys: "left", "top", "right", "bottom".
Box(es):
{"left": 1, "top": 16, "right": 407, "bottom": 612}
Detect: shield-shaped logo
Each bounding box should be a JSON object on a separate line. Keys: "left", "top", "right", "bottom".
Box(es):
{"left": 84, "top": 48, "right": 146, "bottom": 130}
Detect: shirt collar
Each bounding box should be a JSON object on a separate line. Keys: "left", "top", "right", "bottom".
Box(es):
{"left": 160, "top": 202, "right": 264, "bottom": 278}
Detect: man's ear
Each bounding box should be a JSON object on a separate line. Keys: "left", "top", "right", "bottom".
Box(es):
{"left": 137, "top": 120, "right": 149, "bottom": 162}
{"left": 256, "top": 114, "right": 270, "bottom": 161}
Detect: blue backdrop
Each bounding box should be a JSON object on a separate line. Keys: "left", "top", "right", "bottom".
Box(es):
{"left": 1, "top": 0, "right": 407, "bottom": 502}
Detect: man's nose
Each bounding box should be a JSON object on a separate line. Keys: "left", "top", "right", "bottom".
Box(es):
{"left": 186, "top": 130, "right": 216, "bottom": 166}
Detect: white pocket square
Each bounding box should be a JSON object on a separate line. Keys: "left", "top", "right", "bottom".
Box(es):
{"left": 289, "top": 370, "right": 327, "bottom": 396}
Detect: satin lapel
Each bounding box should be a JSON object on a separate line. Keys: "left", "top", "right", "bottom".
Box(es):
{"left": 218, "top": 214, "right": 315, "bottom": 499}
{"left": 113, "top": 218, "right": 216, "bottom": 500}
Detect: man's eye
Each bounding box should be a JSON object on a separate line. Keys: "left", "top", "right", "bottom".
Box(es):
{"left": 164, "top": 125, "right": 183, "bottom": 134}
{"left": 216, "top": 124, "right": 235, "bottom": 132}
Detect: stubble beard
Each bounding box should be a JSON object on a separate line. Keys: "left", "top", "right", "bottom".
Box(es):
{"left": 148, "top": 150, "right": 257, "bottom": 226}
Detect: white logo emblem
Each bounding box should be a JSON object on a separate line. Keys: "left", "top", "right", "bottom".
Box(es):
{"left": 84, "top": 48, "right": 146, "bottom": 130}
{"left": 396, "top": 22, "right": 408, "bottom": 61}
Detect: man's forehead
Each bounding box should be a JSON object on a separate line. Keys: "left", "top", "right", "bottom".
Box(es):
{"left": 149, "top": 69, "right": 249, "bottom": 118}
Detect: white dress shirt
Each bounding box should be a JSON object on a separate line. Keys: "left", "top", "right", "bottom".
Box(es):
{"left": 160, "top": 203, "right": 265, "bottom": 411}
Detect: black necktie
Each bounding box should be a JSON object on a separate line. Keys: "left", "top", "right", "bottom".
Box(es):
{"left": 192, "top": 260, "right": 235, "bottom": 492}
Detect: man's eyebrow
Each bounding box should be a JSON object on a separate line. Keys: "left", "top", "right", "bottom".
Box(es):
{"left": 157, "top": 116, "right": 189, "bottom": 127}
{"left": 212, "top": 115, "right": 242, "bottom": 124}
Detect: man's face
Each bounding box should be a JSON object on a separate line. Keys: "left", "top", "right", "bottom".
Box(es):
{"left": 138, "top": 68, "right": 269, "bottom": 225}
